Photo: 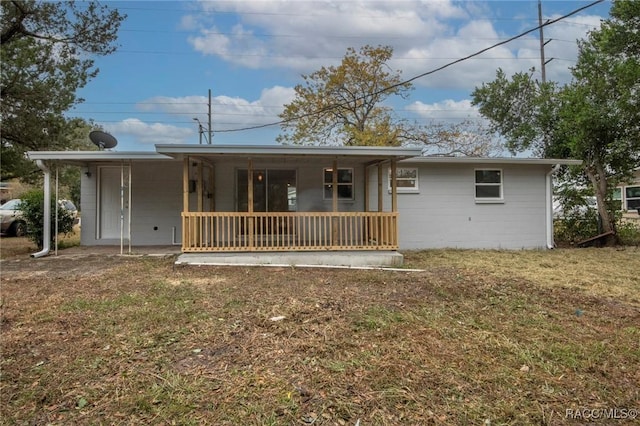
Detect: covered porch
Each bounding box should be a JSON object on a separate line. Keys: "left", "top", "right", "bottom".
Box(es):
{"left": 156, "top": 145, "right": 421, "bottom": 253}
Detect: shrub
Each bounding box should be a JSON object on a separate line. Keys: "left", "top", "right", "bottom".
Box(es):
{"left": 617, "top": 220, "right": 640, "bottom": 246}
{"left": 554, "top": 209, "right": 600, "bottom": 244}
{"left": 19, "top": 189, "right": 75, "bottom": 249}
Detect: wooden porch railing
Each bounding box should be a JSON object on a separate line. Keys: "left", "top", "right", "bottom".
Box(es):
{"left": 181, "top": 211, "right": 398, "bottom": 252}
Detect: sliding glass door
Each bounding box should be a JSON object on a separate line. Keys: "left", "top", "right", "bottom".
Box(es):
{"left": 237, "top": 169, "right": 296, "bottom": 212}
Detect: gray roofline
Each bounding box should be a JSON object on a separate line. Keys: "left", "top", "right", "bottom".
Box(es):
{"left": 27, "top": 151, "right": 172, "bottom": 163}
{"left": 401, "top": 156, "right": 582, "bottom": 166}
{"left": 155, "top": 144, "right": 422, "bottom": 159}
{"left": 26, "top": 148, "right": 582, "bottom": 167}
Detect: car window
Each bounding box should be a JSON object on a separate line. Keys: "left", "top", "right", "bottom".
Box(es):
{"left": 0, "top": 199, "right": 21, "bottom": 210}
{"left": 61, "top": 200, "right": 77, "bottom": 211}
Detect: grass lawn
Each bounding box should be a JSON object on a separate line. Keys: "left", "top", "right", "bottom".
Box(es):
{"left": 1, "top": 243, "right": 639, "bottom": 425}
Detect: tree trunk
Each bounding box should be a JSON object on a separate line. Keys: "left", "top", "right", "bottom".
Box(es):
{"left": 585, "top": 165, "right": 617, "bottom": 246}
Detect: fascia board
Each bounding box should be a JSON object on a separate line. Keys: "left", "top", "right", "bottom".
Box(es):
{"left": 400, "top": 157, "right": 583, "bottom": 166}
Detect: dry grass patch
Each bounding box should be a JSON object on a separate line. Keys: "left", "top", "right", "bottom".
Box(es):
{"left": 0, "top": 226, "right": 80, "bottom": 260}
{"left": 1, "top": 249, "right": 639, "bottom": 425}
{"left": 404, "top": 247, "right": 640, "bottom": 307}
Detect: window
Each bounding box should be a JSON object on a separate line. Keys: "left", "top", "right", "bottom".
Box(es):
{"left": 475, "top": 169, "right": 503, "bottom": 202}
{"left": 626, "top": 186, "right": 640, "bottom": 210}
{"left": 612, "top": 187, "right": 623, "bottom": 211}
{"left": 388, "top": 167, "right": 419, "bottom": 193}
{"left": 237, "top": 169, "right": 297, "bottom": 212}
{"left": 324, "top": 168, "right": 354, "bottom": 200}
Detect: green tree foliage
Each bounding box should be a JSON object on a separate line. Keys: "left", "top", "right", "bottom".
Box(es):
{"left": 19, "top": 189, "right": 74, "bottom": 249}
{"left": 277, "top": 45, "right": 413, "bottom": 146}
{"left": 0, "top": 0, "right": 125, "bottom": 181}
{"left": 472, "top": 0, "right": 640, "bottom": 241}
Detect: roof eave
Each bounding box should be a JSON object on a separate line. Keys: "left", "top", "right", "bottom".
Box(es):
{"left": 401, "top": 157, "right": 583, "bottom": 166}
{"left": 155, "top": 144, "right": 422, "bottom": 159}
{"left": 26, "top": 151, "right": 173, "bottom": 164}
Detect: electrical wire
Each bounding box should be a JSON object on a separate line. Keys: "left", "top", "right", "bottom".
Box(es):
{"left": 213, "top": 0, "right": 604, "bottom": 134}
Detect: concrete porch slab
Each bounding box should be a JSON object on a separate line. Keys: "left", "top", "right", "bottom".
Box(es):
{"left": 175, "top": 250, "right": 404, "bottom": 268}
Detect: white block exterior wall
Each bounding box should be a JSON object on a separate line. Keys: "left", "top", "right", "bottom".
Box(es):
{"left": 79, "top": 158, "right": 551, "bottom": 249}
{"left": 80, "top": 161, "right": 183, "bottom": 246}
{"left": 369, "top": 162, "right": 551, "bottom": 249}
{"left": 80, "top": 158, "right": 367, "bottom": 246}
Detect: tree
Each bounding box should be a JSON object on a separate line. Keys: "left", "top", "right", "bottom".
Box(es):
{"left": 418, "top": 119, "right": 505, "bottom": 157}
{"left": 472, "top": 0, "right": 640, "bottom": 242}
{"left": 278, "top": 44, "right": 503, "bottom": 156}
{"left": 277, "top": 45, "right": 413, "bottom": 146}
{"left": 0, "top": 0, "right": 125, "bottom": 181}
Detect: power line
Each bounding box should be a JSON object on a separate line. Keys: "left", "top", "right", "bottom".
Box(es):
{"left": 114, "top": 47, "right": 575, "bottom": 60}
{"left": 214, "top": 0, "right": 604, "bottom": 134}
{"left": 109, "top": 4, "right": 573, "bottom": 21}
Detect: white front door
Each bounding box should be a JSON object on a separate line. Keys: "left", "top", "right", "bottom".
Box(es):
{"left": 98, "top": 166, "right": 130, "bottom": 239}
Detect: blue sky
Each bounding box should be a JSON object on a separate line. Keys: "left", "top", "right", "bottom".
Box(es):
{"left": 70, "top": 0, "right": 611, "bottom": 151}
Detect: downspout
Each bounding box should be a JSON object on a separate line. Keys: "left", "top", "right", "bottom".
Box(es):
{"left": 545, "top": 164, "right": 561, "bottom": 249}
{"left": 31, "top": 160, "right": 51, "bottom": 258}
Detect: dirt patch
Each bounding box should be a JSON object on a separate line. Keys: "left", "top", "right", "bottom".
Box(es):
{"left": 1, "top": 253, "right": 136, "bottom": 279}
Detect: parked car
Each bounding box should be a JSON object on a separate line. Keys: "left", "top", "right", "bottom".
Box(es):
{"left": 553, "top": 195, "right": 597, "bottom": 219}
{"left": 59, "top": 199, "right": 78, "bottom": 223}
{"left": 0, "top": 199, "right": 26, "bottom": 237}
{"left": 0, "top": 198, "right": 79, "bottom": 237}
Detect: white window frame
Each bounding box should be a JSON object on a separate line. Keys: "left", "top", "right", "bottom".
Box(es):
{"left": 323, "top": 167, "right": 354, "bottom": 200}
{"left": 625, "top": 185, "right": 640, "bottom": 211}
{"left": 388, "top": 167, "right": 419, "bottom": 193}
{"left": 474, "top": 168, "right": 504, "bottom": 203}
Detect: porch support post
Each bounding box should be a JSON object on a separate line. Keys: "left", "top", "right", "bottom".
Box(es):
{"left": 332, "top": 159, "right": 338, "bottom": 246}
{"left": 332, "top": 159, "right": 338, "bottom": 212}
{"left": 377, "top": 163, "right": 383, "bottom": 212}
{"left": 390, "top": 159, "right": 398, "bottom": 247}
{"left": 197, "top": 161, "right": 203, "bottom": 212}
{"left": 183, "top": 157, "right": 189, "bottom": 213}
{"left": 182, "top": 157, "right": 189, "bottom": 251}
{"left": 209, "top": 164, "right": 215, "bottom": 212}
{"left": 364, "top": 164, "right": 369, "bottom": 213}
{"left": 391, "top": 159, "right": 398, "bottom": 212}
{"left": 248, "top": 158, "right": 254, "bottom": 249}
{"left": 127, "top": 162, "right": 132, "bottom": 254}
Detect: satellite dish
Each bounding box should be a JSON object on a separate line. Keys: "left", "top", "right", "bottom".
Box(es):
{"left": 89, "top": 130, "right": 118, "bottom": 150}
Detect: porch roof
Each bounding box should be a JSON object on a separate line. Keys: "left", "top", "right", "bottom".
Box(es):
{"left": 26, "top": 150, "right": 172, "bottom": 166}
{"left": 155, "top": 144, "right": 422, "bottom": 163}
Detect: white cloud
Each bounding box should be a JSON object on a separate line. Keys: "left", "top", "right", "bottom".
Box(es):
{"left": 104, "top": 119, "right": 194, "bottom": 145}
{"left": 186, "top": 0, "right": 604, "bottom": 91}
{"left": 407, "top": 99, "right": 481, "bottom": 121}
{"left": 136, "top": 86, "right": 296, "bottom": 132}
{"left": 188, "top": 0, "right": 468, "bottom": 72}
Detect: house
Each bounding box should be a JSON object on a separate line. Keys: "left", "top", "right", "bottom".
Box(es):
{"left": 27, "top": 145, "right": 581, "bottom": 265}
{"left": 615, "top": 167, "right": 640, "bottom": 216}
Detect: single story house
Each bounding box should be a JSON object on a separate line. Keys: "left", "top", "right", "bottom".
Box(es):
{"left": 27, "top": 145, "right": 581, "bottom": 264}
{"left": 615, "top": 167, "right": 640, "bottom": 215}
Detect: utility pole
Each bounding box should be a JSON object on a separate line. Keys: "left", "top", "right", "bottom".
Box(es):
{"left": 538, "top": 0, "right": 554, "bottom": 83}
{"left": 208, "top": 88, "right": 213, "bottom": 144}
{"left": 193, "top": 89, "right": 213, "bottom": 144}
{"left": 538, "top": 0, "right": 546, "bottom": 82}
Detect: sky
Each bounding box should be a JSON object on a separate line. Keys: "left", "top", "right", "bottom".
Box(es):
{"left": 69, "top": 0, "right": 612, "bottom": 151}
